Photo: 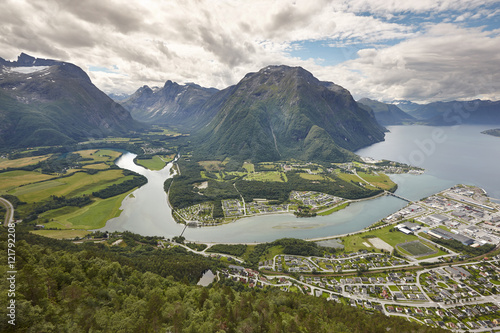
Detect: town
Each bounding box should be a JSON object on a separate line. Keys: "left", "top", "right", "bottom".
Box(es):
{"left": 166, "top": 184, "right": 500, "bottom": 331}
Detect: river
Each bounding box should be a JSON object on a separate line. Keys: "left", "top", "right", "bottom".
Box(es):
{"left": 99, "top": 124, "right": 500, "bottom": 242}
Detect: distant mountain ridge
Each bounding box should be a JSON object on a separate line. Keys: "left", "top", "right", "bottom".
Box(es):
{"left": 193, "top": 65, "right": 386, "bottom": 162}
{"left": 405, "top": 100, "right": 500, "bottom": 125}
{"left": 391, "top": 99, "right": 500, "bottom": 125}
{"left": 357, "top": 98, "right": 416, "bottom": 125}
{"left": 0, "top": 53, "right": 142, "bottom": 148}
{"left": 121, "top": 80, "right": 218, "bottom": 129}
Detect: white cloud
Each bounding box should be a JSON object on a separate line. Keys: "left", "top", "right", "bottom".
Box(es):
{"left": 330, "top": 24, "right": 500, "bottom": 102}
{"left": 0, "top": 0, "right": 498, "bottom": 102}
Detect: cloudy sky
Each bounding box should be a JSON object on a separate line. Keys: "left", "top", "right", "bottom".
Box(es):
{"left": 1, "top": 0, "right": 500, "bottom": 103}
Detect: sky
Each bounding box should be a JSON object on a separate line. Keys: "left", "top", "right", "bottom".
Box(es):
{"left": 1, "top": 0, "right": 500, "bottom": 103}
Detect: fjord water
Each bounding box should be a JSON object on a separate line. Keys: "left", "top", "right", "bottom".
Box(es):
{"left": 100, "top": 125, "right": 499, "bottom": 242}
{"left": 356, "top": 124, "right": 500, "bottom": 199}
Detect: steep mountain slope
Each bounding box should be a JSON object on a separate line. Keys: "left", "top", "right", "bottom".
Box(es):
{"left": 121, "top": 81, "right": 218, "bottom": 129}
{"left": 195, "top": 65, "right": 386, "bottom": 162}
{"left": 0, "top": 53, "right": 142, "bottom": 148}
{"left": 357, "top": 98, "right": 416, "bottom": 125}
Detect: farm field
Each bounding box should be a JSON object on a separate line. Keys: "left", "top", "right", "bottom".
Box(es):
{"left": 0, "top": 170, "right": 56, "bottom": 193}
{"left": 135, "top": 155, "right": 173, "bottom": 170}
{"left": 0, "top": 154, "right": 52, "bottom": 170}
{"left": 82, "top": 163, "right": 109, "bottom": 170}
{"left": 10, "top": 170, "right": 130, "bottom": 202}
{"left": 245, "top": 171, "right": 286, "bottom": 182}
{"left": 299, "top": 173, "right": 325, "bottom": 181}
{"left": 357, "top": 172, "right": 395, "bottom": 190}
{"left": 41, "top": 190, "right": 132, "bottom": 230}
{"left": 31, "top": 229, "right": 91, "bottom": 239}
{"left": 242, "top": 162, "right": 255, "bottom": 173}
{"left": 76, "top": 149, "right": 122, "bottom": 164}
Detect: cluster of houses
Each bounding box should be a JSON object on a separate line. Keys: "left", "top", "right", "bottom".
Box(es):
{"left": 263, "top": 252, "right": 409, "bottom": 273}
{"left": 221, "top": 199, "right": 289, "bottom": 218}
{"left": 289, "top": 190, "right": 343, "bottom": 208}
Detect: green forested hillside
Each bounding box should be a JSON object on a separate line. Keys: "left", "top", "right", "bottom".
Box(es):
{"left": 0, "top": 229, "right": 444, "bottom": 333}
{"left": 0, "top": 54, "right": 143, "bottom": 149}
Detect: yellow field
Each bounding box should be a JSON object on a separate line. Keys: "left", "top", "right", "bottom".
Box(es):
{"left": 337, "top": 172, "right": 363, "bottom": 183}
{"left": 83, "top": 163, "right": 109, "bottom": 170}
{"left": 0, "top": 154, "right": 52, "bottom": 170}
{"left": 75, "top": 149, "right": 122, "bottom": 164}
{"left": 11, "top": 170, "right": 127, "bottom": 202}
{"left": 30, "top": 229, "right": 91, "bottom": 239}
{"left": 299, "top": 173, "right": 324, "bottom": 181}
{"left": 358, "top": 172, "right": 395, "bottom": 190}
{"left": 245, "top": 171, "right": 285, "bottom": 182}
{"left": 0, "top": 171, "right": 55, "bottom": 192}
{"left": 243, "top": 162, "right": 255, "bottom": 173}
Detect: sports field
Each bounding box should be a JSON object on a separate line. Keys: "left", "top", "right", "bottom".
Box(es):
{"left": 397, "top": 240, "right": 436, "bottom": 257}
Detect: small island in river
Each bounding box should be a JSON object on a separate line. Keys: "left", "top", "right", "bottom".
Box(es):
{"left": 482, "top": 128, "right": 500, "bottom": 137}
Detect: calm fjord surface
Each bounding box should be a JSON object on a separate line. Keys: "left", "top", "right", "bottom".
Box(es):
{"left": 100, "top": 125, "right": 499, "bottom": 242}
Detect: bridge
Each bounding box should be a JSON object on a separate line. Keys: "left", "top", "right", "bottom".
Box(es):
{"left": 385, "top": 191, "right": 413, "bottom": 203}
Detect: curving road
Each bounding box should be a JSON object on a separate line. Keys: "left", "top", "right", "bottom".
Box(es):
{"left": 0, "top": 197, "right": 14, "bottom": 226}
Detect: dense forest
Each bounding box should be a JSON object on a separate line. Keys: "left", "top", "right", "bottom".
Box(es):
{"left": 0, "top": 228, "right": 445, "bottom": 332}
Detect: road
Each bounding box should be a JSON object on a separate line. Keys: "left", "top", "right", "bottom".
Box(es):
{"left": 0, "top": 197, "right": 14, "bottom": 226}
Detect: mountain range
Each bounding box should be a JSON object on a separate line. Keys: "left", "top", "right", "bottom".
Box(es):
{"left": 120, "top": 81, "right": 218, "bottom": 129}
{"left": 0, "top": 53, "right": 142, "bottom": 148}
{"left": 357, "top": 98, "right": 416, "bottom": 125}
{"left": 394, "top": 99, "right": 500, "bottom": 125}
{"left": 6, "top": 52, "right": 498, "bottom": 163}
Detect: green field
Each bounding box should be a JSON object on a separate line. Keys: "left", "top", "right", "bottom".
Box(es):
{"left": 341, "top": 225, "right": 419, "bottom": 252}
{"left": 317, "top": 202, "right": 350, "bottom": 216}
{"left": 0, "top": 170, "right": 56, "bottom": 192}
{"left": 136, "top": 155, "right": 168, "bottom": 170}
{"left": 397, "top": 240, "right": 436, "bottom": 257}
{"left": 0, "top": 154, "right": 52, "bottom": 170}
{"left": 42, "top": 191, "right": 132, "bottom": 230}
